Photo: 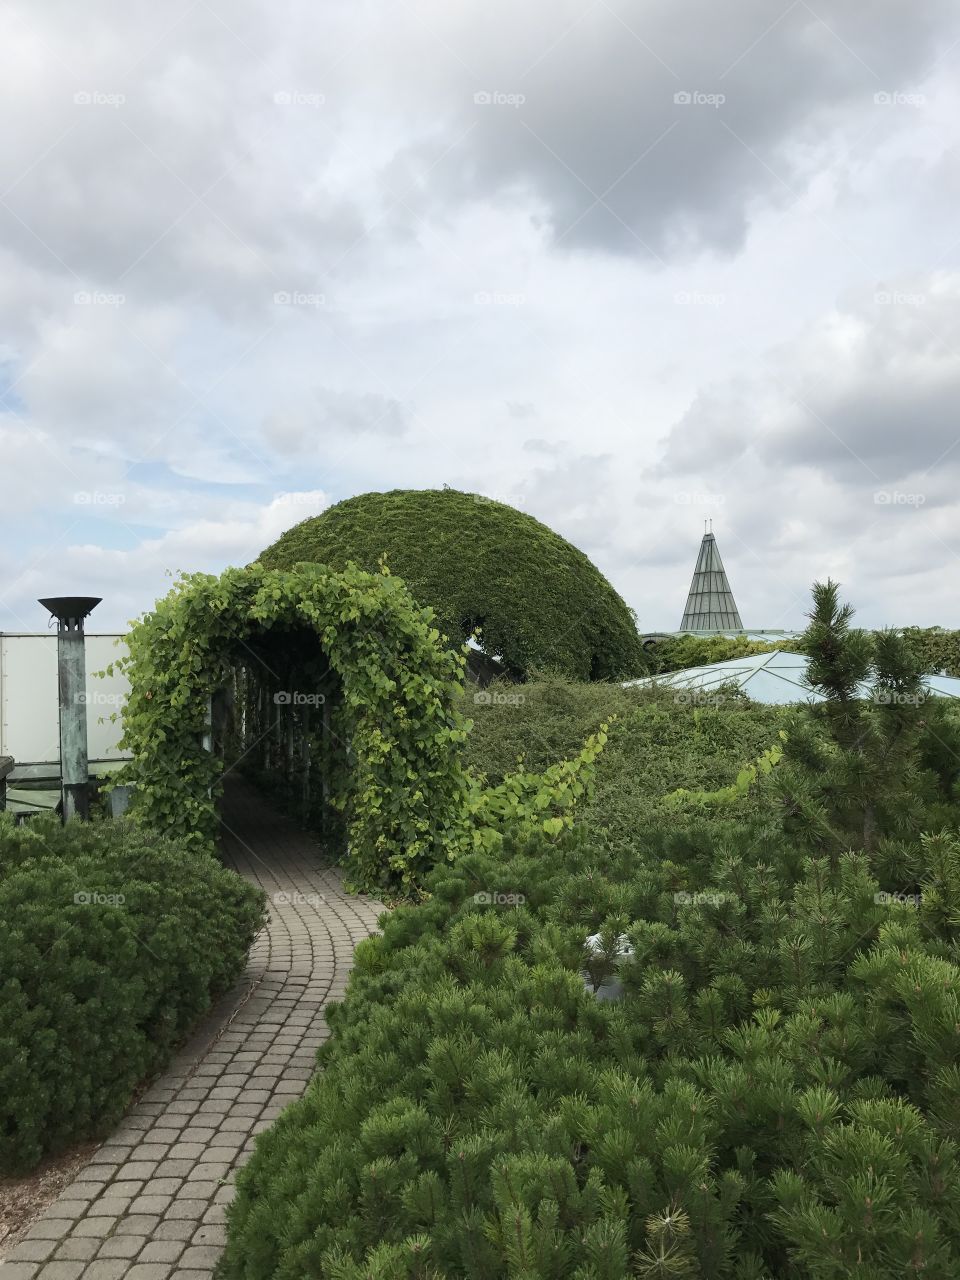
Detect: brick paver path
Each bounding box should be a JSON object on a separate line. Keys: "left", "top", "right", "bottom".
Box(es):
{"left": 2, "top": 783, "right": 383, "bottom": 1279}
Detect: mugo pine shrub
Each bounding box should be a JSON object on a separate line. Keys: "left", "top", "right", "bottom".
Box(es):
{"left": 218, "top": 583, "right": 960, "bottom": 1278}
{"left": 0, "top": 814, "right": 265, "bottom": 1172}
{"left": 218, "top": 821, "right": 960, "bottom": 1278}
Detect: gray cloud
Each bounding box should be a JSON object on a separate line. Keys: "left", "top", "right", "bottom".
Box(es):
{"left": 386, "top": 0, "right": 957, "bottom": 256}
{"left": 660, "top": 275, "right": 960, "bottom": 483}
{"left": 263, "top": 388, "right": 410, "bottom": 455}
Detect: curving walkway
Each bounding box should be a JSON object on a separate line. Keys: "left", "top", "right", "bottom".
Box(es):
{"left": 2, "top": 783, "right": 383, "bottom": 1279}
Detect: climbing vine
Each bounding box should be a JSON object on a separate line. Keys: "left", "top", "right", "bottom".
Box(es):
{"left": 662, "top": 730, "right": 788, "bottom": 810}
{"left": 111, "top": 562, "right": 605, "bottom": 890}
{"left": 465, "top": 723, "right": 610, "bottom": 852}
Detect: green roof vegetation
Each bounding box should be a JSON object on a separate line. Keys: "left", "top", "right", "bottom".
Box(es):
{"left": 258, "top": 489, "right": 644, "bottom": 680}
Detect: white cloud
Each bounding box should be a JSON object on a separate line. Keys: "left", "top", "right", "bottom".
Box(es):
{"left": 0, "top": 492, "right": 330, "bottom": 631}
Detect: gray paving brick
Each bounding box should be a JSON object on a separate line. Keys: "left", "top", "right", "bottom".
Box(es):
{"left": 82, "top": 1262, "right": 132, "bottom": 1280}
{"left": 138, "top": 1241, "right": 187, "bottom": 1264}
{"left": 10, "top": 1238, "right": 60, "bottom": 1263}
{"left": 116, "top": 1214, "right": 161, "bottom": 1235}
{"left": 36, "top": 1263, "right": 85, "bottom": 1280}
{"left": 95, "top": 1234, "right": 143, "bottom": 1258}
{"left": 177, "top": 1245, "right": 222, "bottom": 1270}
{"left": 109, "top": 1180, "right": 145, "bottom": 1197}
{"left": 164, "top": 1201, "right": 205, "bottom": 1222}
{"left": 191, "top": 1222, "right": 227, "bottom": 1247}
{"left": 71, "top": 1218, "right": 116, "bottom": 1239}
{"left": 152, "top": 1221, "right": 196, "bottom": 1243}
{"left": 53, "top": 1238, "right": 100, "bottom": 1262}
{"left": 128, "top": 1194, "right": 174, "bottom": 1215}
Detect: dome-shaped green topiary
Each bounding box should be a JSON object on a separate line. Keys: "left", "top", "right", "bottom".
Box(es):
{"left": 258, "top": 489, "right": 643, "bottom": 679}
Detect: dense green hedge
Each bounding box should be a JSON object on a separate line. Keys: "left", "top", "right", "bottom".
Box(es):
{"left": 219, "top": 818, "right": 960, "bottom": 1278}
{"left": 0, "top": 815, "right": 265, "bottom": 1172}
{"left": 461, "top": 676, "right": 785, "bottom": 844}
{"left": 258, "top": 489, "right": 644, "bottom": 680}
{"left": 647, "top": 634, "right": 794, "bottom": 674}
{"left": 899, "top": 627, "right": 960, "bottom": 678}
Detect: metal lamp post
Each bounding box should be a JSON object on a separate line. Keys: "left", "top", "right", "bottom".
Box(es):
{"left": 38, "top": 596, "right": 101, "bottom": 821}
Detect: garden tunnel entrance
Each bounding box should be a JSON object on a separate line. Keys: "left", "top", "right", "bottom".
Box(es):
{"left": 113, "top": 563, "right": 469, "bottom": 890}
{"left": 212, "top": 623, "right": 346, "bottom": 847}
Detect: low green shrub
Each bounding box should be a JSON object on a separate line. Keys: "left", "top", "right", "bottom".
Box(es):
{"left": 0, "top": 815, "right": 266, "bottom": 1173}
{"left": 647, "top": 634, "right": 795, "bottom": 674}
{"left": 218, "top": 821, "right": 960, "bottom": 1278}
{"left": 899, "top": 627, "right": 960, "bottom": 678}
{"left": 462, "top": 676, "right": 785, "bottom": 846}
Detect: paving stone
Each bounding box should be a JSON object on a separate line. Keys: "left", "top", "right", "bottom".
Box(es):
{"left": 0, "top": 1264, "right": 41, "bottom": 1280}
{"left": 116, "top": 1214, "right": 162, "bottom": 1235}
{"left": 177, "top": 1127, "right": 216, "bottom": 1143}
{"left": 164, "top": 1201, "right": 205, "bottom": 1221}
{"left": 152, "top": 1221, "right": 196, "bottom": 1242}
{"left": 146, "top": 1128, "right": 184, "bottom": 1144}
{"left": 24, "top": 1220, "right": 70, "bottom": 1242}
{"left": 82, "top": 1261, "right": 133, "bottom": 1280}
{"left": 8, "top": 1238, "right": 60, "bottom": 1263}
{"left": 87, "top": 1146, "right": 130, "bottom": 1164}
{"left": 236, "top": 1089, "right": 270, "bottom": 1104}
{"left": 35, "top": 1263, "right": 86, "bottom": 1280}
{"left": 71, "top": 1217, "right": 117, "bottom": 1239}
{"left": 147, "top": 1178, "right": 184, "bottom": 1196}
{"left": 95, "top": 1234, "right": 144, "bottom": 1258}
{"left": 167, "top": 1142, "right": 206, "bottom": 1159}
{"left": 177, "top": 1178, "right": 218, "bottom": 1198}
{"left": 191, "top": 1222, "right": 227, "bottom": 1246}
{"left": 177, "top": 1245, "right": 222, "bottom": 1270}
{"left": 92, "top": 1194, "right": 133, "bottom": 1215}
{"left": 130, "top": 1143, "right": 170, "bottom": 1161}
{"left": 129, "top": 1194, "right": 174, "bottom": 1215}
{"left": 154, "top": 1159, "right": 196, "bottom": 1178}
{"left": 53, "top": 1238, "right": 100, "bottom": 1262}
{"left": 138, "top": 1240, "right": 187, "bottom": 1264}
{"left": 109, "top": 1180, "right": 145, "bottom": 1197}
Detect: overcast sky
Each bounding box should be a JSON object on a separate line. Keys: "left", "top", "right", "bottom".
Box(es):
{"left": 2, "top": 1, "right": 959, "bottom": 635}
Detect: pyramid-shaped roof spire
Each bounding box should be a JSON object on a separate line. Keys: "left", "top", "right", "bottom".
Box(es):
{"left": 680, "top": 528, "right": 743, "bottom": 632}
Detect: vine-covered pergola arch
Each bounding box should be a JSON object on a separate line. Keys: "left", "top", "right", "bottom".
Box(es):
{"left": 113, "top": 562, "right": 471, "bottom": 889}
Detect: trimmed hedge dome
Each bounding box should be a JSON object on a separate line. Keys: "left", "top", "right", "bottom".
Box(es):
{"left": 258, "top": 489, "right": 643, "bottom": 679}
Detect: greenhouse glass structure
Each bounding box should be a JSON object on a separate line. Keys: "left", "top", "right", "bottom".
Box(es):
{"left": 626, "top": 648, "right": 960, "bottom": 706}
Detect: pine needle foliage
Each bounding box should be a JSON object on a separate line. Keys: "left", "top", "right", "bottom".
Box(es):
{"left": 218, "top": 823, "right": 960, "bottom": 1277}
{"left": 218, "top": 583, "right": 960, "bottom": 1277}
{"left": 0, "top": 815, "right": 265, "bottom": 1172}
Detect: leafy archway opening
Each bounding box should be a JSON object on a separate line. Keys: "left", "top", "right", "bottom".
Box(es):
{"left": 112, "top": 561, "right": 471, "bottom": 889}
